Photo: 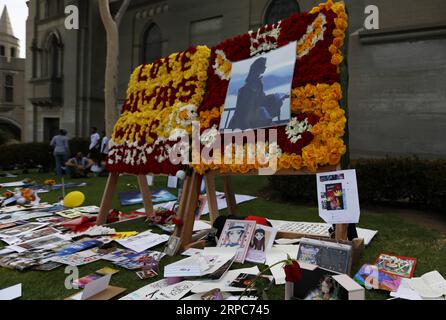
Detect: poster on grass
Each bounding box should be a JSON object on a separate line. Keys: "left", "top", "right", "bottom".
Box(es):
{"left": 316, "top": 169, "right": 360, "bottom": 224}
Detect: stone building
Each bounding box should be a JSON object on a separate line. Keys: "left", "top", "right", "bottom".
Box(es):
{"left": 0, "top": 6, "right": 25, "bottom": 142}
{"left": 24, "top": 0, "right": 446, "bottom": 159}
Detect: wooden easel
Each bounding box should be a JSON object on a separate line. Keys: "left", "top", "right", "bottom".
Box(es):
{"left": 96, "top": 173, "right": 154, "bottom": 225}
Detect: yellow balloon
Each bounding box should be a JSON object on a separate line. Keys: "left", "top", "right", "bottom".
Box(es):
{"left": 64, "top": 191, "right": 85, "bottom": 208}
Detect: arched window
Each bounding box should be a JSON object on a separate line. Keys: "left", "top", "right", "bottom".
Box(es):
{"left": 5, "top": 75, "right": 14, "bottom": 103}
{"left": 141, "top": 24, "right": 162, "bottom": 64}
{"left": 264, "top": 0, "right": 300, "bottom": 25}
{"left": 0, "top": 46, "right": 5, "bottom": 57}
{"left": 10, "top": 47, "right": 16, "bottom": 58}
{"left": 44, "top": 33, "right": 63, "bottom": 78}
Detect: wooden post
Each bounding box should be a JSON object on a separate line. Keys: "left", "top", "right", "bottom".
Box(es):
{"left": 137, "top": 175, "right": 154, "bottom": 220}
{"left": 204, "top": 174, "right": 219, "bottom": 224}
{"left": 173, "top": 172, "right": 203, "bottom": 251}
{"left": 335, "top": 223, "right": 348, "bottom": 241}
{"left": 173, "top": 174, "right": 193, "bottom": 239}
{"left": 222, "top": 176, "right": 237, "bottom": 216}
{"left": 96, "top": 172, "right": 119, "bottom": 225}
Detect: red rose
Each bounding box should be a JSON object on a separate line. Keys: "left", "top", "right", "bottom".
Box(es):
{"left": 284, "top": 260, "right": 302, "bottom": 283}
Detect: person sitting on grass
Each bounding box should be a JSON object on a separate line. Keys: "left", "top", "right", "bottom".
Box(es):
{"left": 65, "top": 152, "right": 94, "bottom": 178}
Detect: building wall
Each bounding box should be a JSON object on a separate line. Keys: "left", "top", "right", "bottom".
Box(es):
{"left": 348, "top": 0, "right": 446, "bottom": 159}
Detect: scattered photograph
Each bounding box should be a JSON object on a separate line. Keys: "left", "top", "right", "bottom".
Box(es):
{"left": 14, "top": 234, "right": 70, "bottom": 251}
{"left": 136, "top": 269, "right": 158, "bottom": 280}
{"left": 230, "top": 273, "right": 271, "bottom": 288}
{"left": 0, "top": 223, "right": 48, "bottom": 238}
{"left": 354, "top": 264, "right": 402, "bottom": 292}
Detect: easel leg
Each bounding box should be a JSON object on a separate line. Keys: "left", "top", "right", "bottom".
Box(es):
{"left": 173, "top": 174, "right": 192, "bottom": 239}
{"left": 175, "top": 172, "right": 202, "bottom": 251}
{"left": 335, "top": 224, "right": 348, "bottom": 241}
{"left": 204, "top": 174, "right": 219, "bottom": 224}
{"left": 137, "top": 175, "right": 154, "bottom": 220}
{"left": 96, "top": 172, "right": 119, "bottom": 225}
{"left": 222, "top": 176, "right": 237, "bottom": 216}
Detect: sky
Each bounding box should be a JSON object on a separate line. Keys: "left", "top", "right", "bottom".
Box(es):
{"left": 0, "top": 0, "right": 28, "bottom": 58}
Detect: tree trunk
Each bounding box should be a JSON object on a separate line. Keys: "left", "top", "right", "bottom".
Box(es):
{"left": 98, "top": 0, "right": 131, "bottom": 137}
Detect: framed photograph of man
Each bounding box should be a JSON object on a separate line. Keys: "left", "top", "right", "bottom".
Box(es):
{"left": 219, "top": 41, "right": 297, "bottom": 131}
{"left": 217, "top": 219, "right": 256, "bottom": 263}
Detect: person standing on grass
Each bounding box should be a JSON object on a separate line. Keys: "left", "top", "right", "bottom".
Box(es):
{"left": 50, "top": 129, "right": 70, "bottom": 177}
{"left": 100, "top": 130, "right": 109, "bottom": 162}
{"left": 89, "top": 127, "right": 101, "bottom": 162}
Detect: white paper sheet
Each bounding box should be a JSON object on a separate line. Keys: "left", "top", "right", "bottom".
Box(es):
{"left": 167, "top": 176, "right": 178, "bottom": 189}
{"left": 269, "top": 219, "right": 378, "bottom": 246}
{"left": 115, "top": 230, "right": 169, "bottom": 252}
{"left": 0, "top": 284, "right": 22, "bottom": 300}
{"left": 181, "top": 248, "right": 204, "bottom": 256}
{"left": 153, "top": 281, "right": 197, "bottom": 300}
{"left": 120, "top": 279, "right": 170, "bottom": 300}
{"left": 193, "top": 220, "right": 212, "bottom": 232}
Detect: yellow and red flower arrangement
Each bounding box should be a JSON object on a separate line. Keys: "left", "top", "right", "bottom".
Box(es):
{"left": 192, "top": 0, "right": 348, "bottom": 174}
{"left": 107, "top": 46, "right": 211, "bottom": 175}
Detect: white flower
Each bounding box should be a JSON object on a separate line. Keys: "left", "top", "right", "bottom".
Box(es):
{"left": 285, "top": 117, "right": 313, "bottom": 144}
{"left": 169, "top": 128, "right": 188, "bottom": 142}
{"left": 176, "top": 104, "right": 198, "bottom": 128}
{"left": 200, "top": 125, "right": 219, "bottom": 148}
{"left": 250, "top": 21, "right": 282, "bottom": 56}
{"left": 213, "top": 50, "right": 232, "bottom": 81}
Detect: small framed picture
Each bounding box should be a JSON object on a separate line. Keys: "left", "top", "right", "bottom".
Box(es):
{"left": 217, "top": 219, "right": 256, "bottom": 263}
{"left": 164, "top": 235, "right": 181, "bottom": 256}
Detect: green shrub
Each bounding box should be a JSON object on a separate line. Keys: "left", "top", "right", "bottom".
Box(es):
{"left": 0, "top": 138, "right": 90, "bottom": 170}
{"left": 268, "top": 158, "right": 446, "bottom": 212}
{"left": 68, "top": 138, "right": 89, "bottom": 157}
{"left": 0, "top": 142, "right": 52, "bottom": 170}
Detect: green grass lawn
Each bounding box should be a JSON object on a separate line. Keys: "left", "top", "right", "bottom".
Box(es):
{"left": 0, "top": 171, "right": 445, "bottom": 300}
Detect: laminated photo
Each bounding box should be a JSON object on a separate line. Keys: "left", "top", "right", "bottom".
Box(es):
{"left": 217, "top": 219, "right": 256, "bottom": 263}
{"left": 245, "top": 225, "right": 277, "bottom": 264}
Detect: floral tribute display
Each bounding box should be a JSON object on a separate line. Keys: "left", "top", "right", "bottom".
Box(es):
{"left": 107, "top": 46, "right": 210, "bottom": 175}
{"left": 192, "top": 0, "right": 348, "bottom": 174}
